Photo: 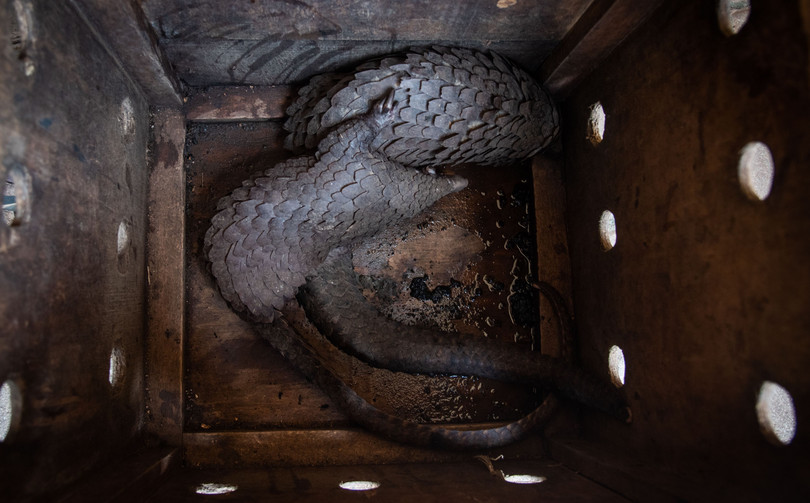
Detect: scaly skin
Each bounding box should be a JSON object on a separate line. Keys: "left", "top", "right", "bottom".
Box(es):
{"left": 284, "top": 45, "right": 559, "bottom": 168}
{"left": 205, "top": 93, "right": 467, "bottom": 322}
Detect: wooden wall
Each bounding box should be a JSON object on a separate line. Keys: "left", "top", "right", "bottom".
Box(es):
{"left": 558, "top": 1, "right": 810, "bottom": 500}
{"left": 138, "top": 0, "right": 594, "bottom": 86}
{"left": 0, "top": 0, "right": 150, "bottom": 498}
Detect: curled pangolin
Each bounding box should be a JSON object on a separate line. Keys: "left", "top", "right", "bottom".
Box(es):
{"left": 206, "top": 48, "right": 628, "bottom": 448}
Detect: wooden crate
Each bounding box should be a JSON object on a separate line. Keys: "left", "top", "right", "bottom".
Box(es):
{"left": 0, "top": 0, "right": 807, "bottom": 501}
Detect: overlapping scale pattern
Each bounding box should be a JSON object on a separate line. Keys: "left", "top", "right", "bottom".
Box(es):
{"left": 284, "top": 46, "right": 559, "bottom": 167}
{"left": 205, "top": 101, "right": 467, "bottom": 322}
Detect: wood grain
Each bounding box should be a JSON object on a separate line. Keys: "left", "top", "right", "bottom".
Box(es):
{"left": 185, "top": 85, "right": 294, "bottom": 122}
{"left": 71, "top": 0, "right": 183, "bottom": 106}
{"left": 139, "top": 0, "right": 595, "bottom": 86}
{"left": 183, "top": 429, "right": 544, "bottom": 468}
{"left": 539, "top": 0, "right": 665, "bottom": 97}
{"left": 562, "top": 0, "right": 810, "bottom": 499}
{"left": 145, "top": 107, "right": 186, "bottom": 444}
{"left": 0, "top": 1, "right": 150, "bottom": 497}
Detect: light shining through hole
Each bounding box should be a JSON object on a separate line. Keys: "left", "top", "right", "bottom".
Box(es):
{"left": 108, "top": 347, "right": 124, "bottom": 387}
{"left": 117, "top": 220, "right": 130, "bottom": 256}
{"left": 587, "top": 102, "right": 605, "bottom": 145}
{"left": 756, "top": 381, "right": 797, "bottom": 446}
{"left": 503, "top": 474, "right": 546, "bottom": 484}
{"left": 717, "top": 0, "right": 751, "bottom": 36}
{"left": 195, "top": 483, "right": 238, "bottom": 495}
{"left": 608, "top": 345, "right": 626, "bottom": 387}
{"left": 599, "top": 210, "right": 617, "bottom": 251}
{"left": 339, "top": 480, "right": 381, "bottom": 491}
{"left": 0, "top": 380, "right": 20, "bottom": 443}
{"left": 738, "top": 141, "right": 774, "bottom": 202}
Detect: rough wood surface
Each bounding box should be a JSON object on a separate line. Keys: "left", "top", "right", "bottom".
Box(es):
{"left": 71, "top": 0, "right": 183, "bottom": 106}
{"left": 532, "top": 151, "right": 575, "bottom": 362}
{"left": 0, "top": 1, "right": 149, "bottom": 497}
{"left": 185, "top": 86, "right": 294, "bottom": 122}
{"left": 61, "top": 448, "right": 179, "bottom": 503}
{"left": 561, "top": 1, "right": 810, "bottom": 499}
{"left": 539, "top": 0, "right": 665, "bottom": 97}
{"left": 145, "top": 107, "right": 187, "bottom": 445}
{"left": 183, "top": 430, "right": 544, "bottom": 468}
{"left": 139, "top": 0, "right": 594, "bottom": 86}
{"left": 147, "top": 460, "right": 629, "bottom": 502}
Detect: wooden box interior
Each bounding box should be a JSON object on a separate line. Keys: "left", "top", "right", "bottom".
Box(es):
{"left": 0, "top": 1, "right": 807, "bottom": 501}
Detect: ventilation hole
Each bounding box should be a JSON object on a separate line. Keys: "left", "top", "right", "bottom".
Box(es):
{"left": 119, "top": 97, "right": 135, "bottom": 136}
{"left": 717, "top": 0, "right": 751, "bottom": 36}
{"left": 496, "top": 0, "right": 517, "bottom": 8}
{"left": 503, "top": 474, "right": 546, "bottom": 484}
{"left": 3, "top": 163, "right": 32, "bottom": 227}
{"left": 10, "top": 0, "right": 35, "bottom": 76}
{"left": 608, "top": 345, "right": 626, "bottom": 387}
{"left": 117, "top": 220, "right": 131, "bottom": 256}
{"left": 598, "top": 210, "right": 617, "bottom": 251}
{"left": 108, "top": 347, "right": 125, "bottom": 388}
{"left": 0, "top": 379, "right": 22, "bottom": 442}
{"left": 587, "top": 102, "right": 605, "bottom": 145}
{"left": 195, "top": 483, "right": 238, "bottom": 495}
{"left": 756, "top": 381, "right": 796, "bottom": 446}
{"left": 339, "top": 480, "right": 381, "bottom": 491}
{"left": 738, "top": 141, "right": 774, "bottom": 202}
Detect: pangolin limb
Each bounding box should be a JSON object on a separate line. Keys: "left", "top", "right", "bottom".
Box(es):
{"left": 256, "top": 317, "right": 560, "bottom": 449}
{"left": 300, "top": 251, "right": 630, "bottom": 422}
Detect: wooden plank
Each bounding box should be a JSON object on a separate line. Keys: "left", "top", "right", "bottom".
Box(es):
{"left": 148, "top": 460, "right": 629, "bottom": 502}
{"left": 539, "top": 0, "right": 665, "bottom": 97}
{"left": 561, "top": 0, "right": 810, "bottom": 499}
{"left": 183, "top": 430, "right": 545, "bottom": 468}
{"left": 156, "top": 40, "right": 558, "bottom": 87}
{"left": 532, "top": 152, "right": 575, "bottom": 361}
{"left": 0, "top": 1, "right": 150, "bottom": 498}
{"left": 145, "top": 108, "right": 187, "bottom": 445}
{"left": 138, "top": 1, "right": 595, "bottom": 86}
{"left": 61, "top": 448, "right": 179, "bottom": 503}
{"left": 549, "top": 438, "right": 700, "bottom": 502}
{"left": 185, "top": 86, "right": 295, "bottom": 122}
{"left": 70, "top": 0, "right": 183, "bottom": 106}
{"left": 141, "top": 0, "right": 590, "bottom": 44}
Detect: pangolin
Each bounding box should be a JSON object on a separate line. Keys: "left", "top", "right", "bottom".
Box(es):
{"left": 284, "top": 45, "right": 559, "bottom": 168}
{"left": 205, "top": 92, "right": 467, "bottom": 323}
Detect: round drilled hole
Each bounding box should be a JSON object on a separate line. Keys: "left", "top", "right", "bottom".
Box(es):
{"left": 717, "top": 0, "right": 751, "bottom": 36}
{"left": 738, "top": 141, "right": 774, "bottom": 202}
{"left": 503, "top": 474, "right": 546, "bottom": 484}
{"left": 0, "top": 379, "right": 22, "bottom": 442}
{"left": 339, "top": 480, "right": 381, "bottom": 491}
{"left": 608, "top": 345, "right": 626, "bottom": 388}
{"left": 108, "top": 347, "right": 125, "bottom": 388}
{"left": 598, "top": 210, "right": 617, "bottom": 251}
{"left": 3, "top": 163, "right": 32, "bottom": 227}
{"left": 756, "top": 381, "right": 796, "bottom": 446}
{"left": 119, "top": 97, "right": 135, "bottom": 136}
{"left": 195, "top": 483, "right": 238, "bottom": 495}
{"left": 587, "top": 102, "right": 605, "bottom": 145}
{"left": 117, "top": 220, "right": 131, "bottom": 256}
